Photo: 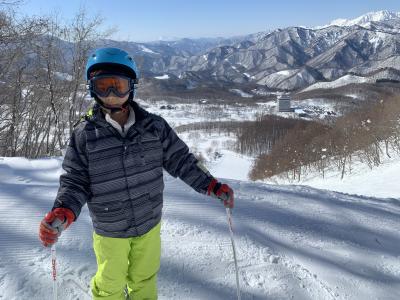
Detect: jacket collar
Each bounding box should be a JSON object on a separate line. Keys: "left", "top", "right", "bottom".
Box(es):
{"left": 91, "top": 100, "right": 149, "bottom": 126}
{"left": 88, "top": 101, "right": 151, "bottom": 138}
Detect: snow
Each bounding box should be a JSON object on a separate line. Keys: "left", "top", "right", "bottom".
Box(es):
{"left": 54, "top": 72, "right": 73, "bottom": 81}
{"left": 257, "top": 69, "right": 298, "bottom": 86}
{"left": 154, "top": 74, "right": 170, "bottom": 80}
{"left": 139, "top": 45, "right": 158, "bottom": 54}
{"left": 265, "top": 150, "right": 400, "bottom": 199}
{"left": 21, "top": 88, "right": 31, "bottom": 98}
{"left": 302, "top": 75, "right": 373, "bottom": 91}
{"left": 369, "top": 36, "right": 380, "bottom": 49}
{"left": 328, "top": 18, "right": 348, "bottom": 27}
{"left": 276, "top": 70, "right": 291, "bottom": 76}
{"left": 172, "top": 107, "right": 399, "bottom": 200}
{"left": 320, "top": 10, "right": 400, "bottom": 28}
{"left": 296, "top": 72, "right": 304, "bottom": 79}
{"left": 229, "top": 89, "right": 253, "bottom": 98}
{"left": 136, "top": 98, "right": 269, "bottom": 127}
{"left": 177, "top": 131, "right": 253, "bottom": 182}
{"left": 345, "top": 94, "right": 359, "bottom": 99}
{"left": 0, "top": 156, "right": 399, "bottom": 299}
{"left": 209, "top": 150, "right": 252, "bottom": 181}
{"left": 243, "top": 72, "right": 255, "bottom": 79}
{"left": 1, "top": 97, "right": 400, "bottom": 299}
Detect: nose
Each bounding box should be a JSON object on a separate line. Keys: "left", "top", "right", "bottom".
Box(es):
{"left": 107, "top": 90, "right": 119, "bottom": 98}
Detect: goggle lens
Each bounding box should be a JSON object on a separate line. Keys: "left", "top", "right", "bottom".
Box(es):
{"left": 91, "top": 75, "right": 132, "bottom": 97}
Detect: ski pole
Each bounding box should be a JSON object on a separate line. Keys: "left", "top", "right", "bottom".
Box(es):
{"left": 51, "top": 244, "right": 57, "bottom": 300}
{"left": 226, "top": 207, "right": 241, "bottom": 300}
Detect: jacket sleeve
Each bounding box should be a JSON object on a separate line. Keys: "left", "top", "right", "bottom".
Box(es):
{"left": 52, "top": 125, "right": 91, "bottom": 220}
{"left": 159, "top": 118, "right": 214, "bottom": 194}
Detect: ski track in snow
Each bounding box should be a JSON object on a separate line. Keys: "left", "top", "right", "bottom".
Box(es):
{"left": 0, "top": 157, "right": 400, "bottom": 299}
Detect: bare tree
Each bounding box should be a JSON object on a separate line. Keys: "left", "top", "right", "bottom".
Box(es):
{"left": 0, "top": 7, "right": 109, "bottom": 157}
{"left": 62, "top": 8, "right": 109, "bottom": 135}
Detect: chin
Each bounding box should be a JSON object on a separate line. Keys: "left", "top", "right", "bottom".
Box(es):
{"left": 113, "top": 108, "right": 130, "bottom": 113}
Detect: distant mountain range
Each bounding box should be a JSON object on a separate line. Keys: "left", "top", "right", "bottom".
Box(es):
{"left": 323, "top": 10, "right": 400, "bottom": 28}
{"left": 73, "top": 11, "right": 400, "bottom": 91}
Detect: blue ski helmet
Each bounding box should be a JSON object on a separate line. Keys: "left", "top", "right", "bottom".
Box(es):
{"left": 85, "top": 47, "right": 139, "bottom": 83}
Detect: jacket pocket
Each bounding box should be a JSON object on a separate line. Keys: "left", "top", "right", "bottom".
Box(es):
{"left": 88, "top": 201, "right": 130, "bottom": 231}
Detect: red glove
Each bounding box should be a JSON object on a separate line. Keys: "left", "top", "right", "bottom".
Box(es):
{"left": 39, "top": 208, "right": 75, "bottom": 247}
{"left": 207, "top": 178, "right": 234, "bottom": 208}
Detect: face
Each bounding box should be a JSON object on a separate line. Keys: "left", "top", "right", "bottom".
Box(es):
{"left": 90, "top": 72, "right": 132, "bottom": 109}
{"left": 98, "top": 92, "right": 129, "bottom": 108}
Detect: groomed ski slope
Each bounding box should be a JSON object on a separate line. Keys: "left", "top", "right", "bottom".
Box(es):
{"left": 0, "top": 157, "right": 399, "bottom": 300}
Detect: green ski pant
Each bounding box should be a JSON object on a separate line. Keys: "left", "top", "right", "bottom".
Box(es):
{"left": 91, "top": 222, "right": 161, "bottom": 300}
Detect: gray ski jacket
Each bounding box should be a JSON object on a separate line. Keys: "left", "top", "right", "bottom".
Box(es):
{"left": 53, "top": 101, "right": 214, "bottom": 238}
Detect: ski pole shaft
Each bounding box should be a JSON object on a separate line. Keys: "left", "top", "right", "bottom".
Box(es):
{"left": 51, "top": 244, "right": 57, "bottom": 300}
{"left": 226, "top": 208, "right": 241, "bottom": 300}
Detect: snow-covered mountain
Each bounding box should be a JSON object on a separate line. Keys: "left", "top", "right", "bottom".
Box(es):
{"left": 173, "top": 20, "right": 400, "bottom": 90}
{"left": 327, "top": 10, "right": 400, "bottom": 28}
{"left": 122, "top": 10, "right": 400, "bottom": 91}
{"left": 32, "top": 10, "right": 400, "bottom": 92}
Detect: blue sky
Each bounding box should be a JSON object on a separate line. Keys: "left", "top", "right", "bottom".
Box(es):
{"left": 17, "top": 0, "right": 400, "bottom": 42}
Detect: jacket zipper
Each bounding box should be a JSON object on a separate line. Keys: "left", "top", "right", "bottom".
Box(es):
{"left": 122, "top": 141, "right": 139, "bottom": 235}
{"left": 96, "top": 118, "right": 142, "bottom": 235}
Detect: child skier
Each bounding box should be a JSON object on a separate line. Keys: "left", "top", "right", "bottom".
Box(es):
{"left": 38, "top": 47, "right": 234, "bottom": 300}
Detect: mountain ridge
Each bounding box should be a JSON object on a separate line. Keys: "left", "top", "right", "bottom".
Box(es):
{"left": 40, "top": 10, "right": 400, "bottom": 92}
{"left": 327, "top": 10, "right": 400, "bottom": 28}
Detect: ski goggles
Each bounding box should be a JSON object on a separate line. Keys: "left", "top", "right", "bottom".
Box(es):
{"left": 90, "top": 74, "right": 134, "bottom": 98}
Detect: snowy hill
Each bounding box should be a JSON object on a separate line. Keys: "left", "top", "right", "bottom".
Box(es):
{"left": 302, "top": 75, "right": 374, "bottom": 92}
{"left": 0, "top": 157, "right": 399, "bottom": 300}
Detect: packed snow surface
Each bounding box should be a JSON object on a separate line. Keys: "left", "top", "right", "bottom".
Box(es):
{"left": 0, "top": 157, "right": 399, "bottom": 300}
